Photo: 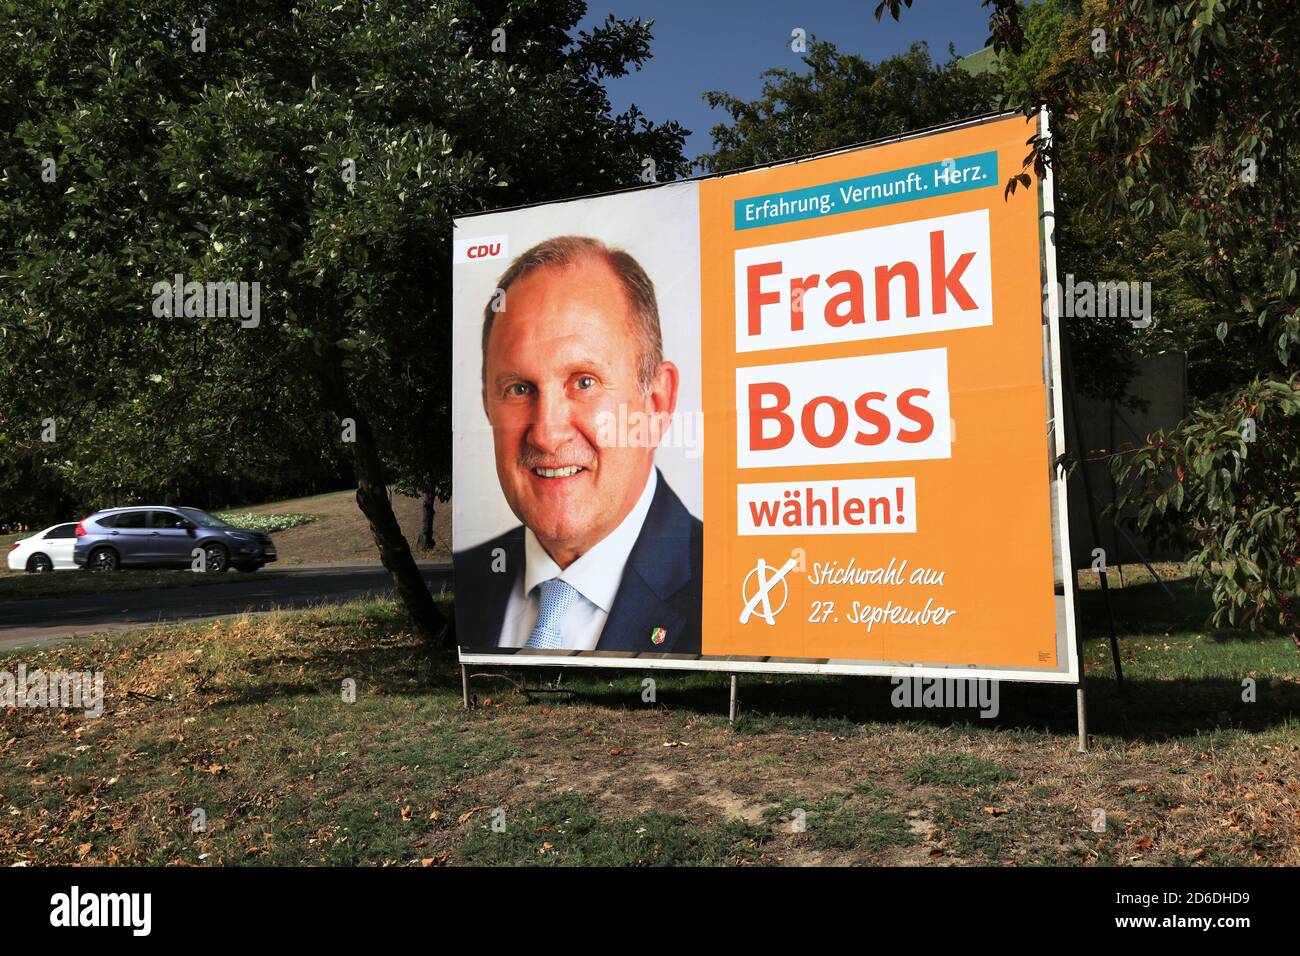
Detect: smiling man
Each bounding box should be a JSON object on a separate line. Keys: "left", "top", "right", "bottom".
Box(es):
{"left": 454, "top": 236, "right": 703, "bottom": 654}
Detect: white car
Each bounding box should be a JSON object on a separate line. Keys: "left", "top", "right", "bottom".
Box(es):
{"left": 6, "top": 522, "right": 80, "bottom": 573}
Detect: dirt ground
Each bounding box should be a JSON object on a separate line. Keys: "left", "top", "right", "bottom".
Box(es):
{"left": 2, "top": 599, "right": 1295, "bottom": 867}
{"left": 244, "top": 490, "right": 453, "bottom": 566}
{"left": 450, "top": 694, "right": 1300, "bottom": 866}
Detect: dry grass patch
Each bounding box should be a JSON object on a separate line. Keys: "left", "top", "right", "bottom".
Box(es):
{"left": 0, "top": 576, "right": 1295, "bottom": 866}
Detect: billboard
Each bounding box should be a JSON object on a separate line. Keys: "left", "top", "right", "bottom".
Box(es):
{"left": 452, "top": 110, "right": 1078, "bottom": 684}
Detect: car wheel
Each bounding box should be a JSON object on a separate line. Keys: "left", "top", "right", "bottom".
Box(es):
{"left": 26, "top": 553, "right": 53, "bottom": 574}
{"left": 202, "top": 543, "right": 229, "bottom": 573}
{"left": 87, "top": 547, "right": 119, "bottom": 572}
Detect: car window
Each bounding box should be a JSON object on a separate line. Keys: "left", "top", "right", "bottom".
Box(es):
{"left": 178, "top": 508, "right": 232, "bottom": 529}
{"left": 146, "top": 511, "right": 185, "bottom": 529}
{"left": 112, "top": 511, "right": 147, "bottom": 529}
{"left": 43, "top": 524, "right": 77, "bottom": 539}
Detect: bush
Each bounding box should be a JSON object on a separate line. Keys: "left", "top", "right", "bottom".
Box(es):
{"left": 216, "top": 513, "right": 316, "bottom": 534}
{"left": 1111, "top": 375, "right": 1299, "bottom": 641}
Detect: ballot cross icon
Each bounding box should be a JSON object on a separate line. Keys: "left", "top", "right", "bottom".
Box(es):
{"left": 740, "top": 556, "right": 798, "bottom": 625}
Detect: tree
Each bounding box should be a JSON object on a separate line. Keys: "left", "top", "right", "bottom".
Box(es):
{"left": 884, "top": 0, "right": 1299, "bottom": 641}
{"left": 1114, "top": 375, "right": 1298, "bottom": 638}
{"left": 1064, "top": 0, "right": 1299, "bottom": 642}
{"left": 698, "top": 40, "right": 997, "bottom": 173}
{"left": 0, "top": 0, "right": 687, "bottom": 640}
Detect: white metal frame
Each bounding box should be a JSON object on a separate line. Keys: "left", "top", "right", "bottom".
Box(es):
{"left": 1039, "top": 106, "right": 1083, "bottom": 687}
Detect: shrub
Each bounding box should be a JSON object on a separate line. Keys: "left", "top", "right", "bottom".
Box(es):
{"left": 216, "top": 512, "right": 316, "bottom": 534}
{"left": 1111, "top": 375, "right": 1299, "bottom": 641}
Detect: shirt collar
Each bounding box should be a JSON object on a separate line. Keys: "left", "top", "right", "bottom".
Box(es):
{"left": 523, "top": 468, "right": 658, "bottom": 613}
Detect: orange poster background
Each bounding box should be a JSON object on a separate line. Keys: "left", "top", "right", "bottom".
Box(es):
{"left": 699, "top": 114, "right": 1059, "bottom": 668}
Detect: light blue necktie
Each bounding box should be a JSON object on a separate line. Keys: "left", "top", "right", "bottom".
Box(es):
{"left": 526, "top": 578, "right": 581, "bottom": 649}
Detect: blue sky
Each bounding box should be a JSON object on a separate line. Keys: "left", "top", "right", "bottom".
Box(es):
{"left": 576, "top": 0, "right": 994, "bottom": 165}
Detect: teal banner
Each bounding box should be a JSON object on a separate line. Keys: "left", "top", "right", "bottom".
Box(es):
{"left": 734, "top": 151, "right": 998, "bottom": 230}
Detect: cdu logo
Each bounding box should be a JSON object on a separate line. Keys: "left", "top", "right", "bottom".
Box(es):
{"left": 454, "top": 234, "right": 509, "bottom": 264}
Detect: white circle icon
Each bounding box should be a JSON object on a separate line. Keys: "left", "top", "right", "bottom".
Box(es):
{"left": 740, "top": 558, "right": 793, "bottom": 625}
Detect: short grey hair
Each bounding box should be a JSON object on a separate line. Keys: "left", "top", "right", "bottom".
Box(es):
{"left": 481, "top": 236, "right": 663, "bottom": 392}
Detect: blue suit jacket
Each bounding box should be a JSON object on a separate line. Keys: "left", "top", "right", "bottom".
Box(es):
{"left": 453, "top": 471, "right": 702, "bottom": 655}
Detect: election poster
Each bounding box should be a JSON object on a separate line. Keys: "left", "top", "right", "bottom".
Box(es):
{"left": 451, "top": 110, "right": 1078, "bottom": 684}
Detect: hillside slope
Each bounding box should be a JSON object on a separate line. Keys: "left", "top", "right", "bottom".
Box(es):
{"left": 242, "top": 490, "right": 452, "bottom": 566}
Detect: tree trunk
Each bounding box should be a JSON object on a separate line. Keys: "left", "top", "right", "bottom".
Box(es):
{"left": 315, "top": 348, "right": 449, "bottom": 645}
{"left": 347, "top": 411, "right": 448, "bottom": 644}
{"left": 416, "top": 489, "right": 436, "bottom": 550}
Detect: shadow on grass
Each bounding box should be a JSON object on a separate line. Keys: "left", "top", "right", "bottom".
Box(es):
{"left": 537, "top": 668, "right": 1299, "bottom": 743}
{"left": 208, "top": 579, "right": 1297, "bottom": 743}
{"left": 204, "top": 643, "right": 467, "bottom": 710}
{"left": 198, "top": 599, "right": 465, "bottom": 710}
{"left": 475, "top": 572, "right": 1297, "bottom": 743}
{"left": 1077, "top": 575, "right": 1275, "bottom": 641}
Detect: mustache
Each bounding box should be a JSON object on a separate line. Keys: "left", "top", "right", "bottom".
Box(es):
{"left": 517, "top": 442, "right": 598, "bottom": 471}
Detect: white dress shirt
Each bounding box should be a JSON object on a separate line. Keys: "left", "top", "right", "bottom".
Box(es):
{"left": 497, "top": 469, "right": 658, "bottom": 650}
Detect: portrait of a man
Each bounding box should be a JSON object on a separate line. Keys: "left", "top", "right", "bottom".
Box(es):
{"left": 453, "top": 236, "right": 703, "bottom": 654}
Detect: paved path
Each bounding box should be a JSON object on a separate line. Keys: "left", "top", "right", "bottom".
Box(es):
{"left": 0, "top": 563, "right": 454, "bottom": 650}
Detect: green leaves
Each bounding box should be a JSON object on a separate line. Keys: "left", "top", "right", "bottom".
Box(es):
{"left": 0, "top": 0, "right": 689, "bottom": 518}
{"left": 1111, "top": 374, "right": 1300, "bottom": 638}
{"left": 698, "top": 40, "right": 997, "bottom": 174}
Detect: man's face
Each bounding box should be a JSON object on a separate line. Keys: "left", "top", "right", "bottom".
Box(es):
{"left": 483, "top": 257, "right": 677, "bottom": 566}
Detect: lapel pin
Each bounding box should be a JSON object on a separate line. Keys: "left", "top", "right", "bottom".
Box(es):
{"left": 650, "top": 627, "right": 666, "bottom": 646}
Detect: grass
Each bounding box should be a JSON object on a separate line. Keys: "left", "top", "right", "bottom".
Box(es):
{"left": 459, "top": 792, "right": 767, "bottom": 866}
{"left": 0, "top": 571, "right": 1296, "bottom": 867}
{"left": 902, "top": 752, "right": 1014, "bottom": 786}
{"left": 761, "top": 788, "right": 914, "bottom": 852}
{"left": 230, "top": 488, "right": 449, "bottom": 566}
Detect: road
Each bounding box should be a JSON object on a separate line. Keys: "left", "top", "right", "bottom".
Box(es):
{"left": 0, "top": 563, "right": 454, "bottom": 650}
